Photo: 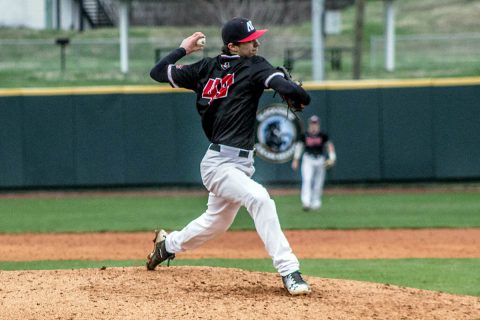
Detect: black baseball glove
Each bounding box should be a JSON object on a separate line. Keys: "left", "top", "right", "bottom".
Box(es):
{"left": 276, "top": 66, "right": 305, "bottom": 112}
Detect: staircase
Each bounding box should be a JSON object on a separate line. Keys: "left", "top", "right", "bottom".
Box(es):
{"left": 80, "top": 0, "right": 114, "bottom": 28}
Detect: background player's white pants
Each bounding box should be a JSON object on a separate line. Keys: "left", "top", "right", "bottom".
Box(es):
{"left": 165, "top": 145, "right": 300, "bottom": 276}
{"left": 301, "top": 154, "right": 326, "bottom": 209}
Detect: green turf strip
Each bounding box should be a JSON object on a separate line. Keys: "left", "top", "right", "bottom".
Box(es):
{"left": 1, "top": 258, "right": 479, "bottom": 297}
{"left": 1, "top": 192, "right": 480, "bottom": 233}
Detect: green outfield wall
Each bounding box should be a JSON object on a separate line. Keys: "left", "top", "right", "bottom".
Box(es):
{"left": 0, "top": 78, "right": 479, "bottom": 188}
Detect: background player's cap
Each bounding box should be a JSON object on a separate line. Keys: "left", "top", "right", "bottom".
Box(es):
{"left": 309, "top": 115, "right": 320, "bottom": 123}
{"left": 222, "top": 17, "right": 268, "bottom": 45}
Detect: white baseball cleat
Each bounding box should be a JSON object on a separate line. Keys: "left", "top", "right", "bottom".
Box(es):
{"left": 282, "top": 271, "right": 312, "bottom": 295}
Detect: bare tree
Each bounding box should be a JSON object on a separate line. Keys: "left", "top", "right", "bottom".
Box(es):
{"left": 197, "top": 0, "right": 288, "bottom": 24}
{"left": 125, "top": 0, "right": 310, "bottom": 26}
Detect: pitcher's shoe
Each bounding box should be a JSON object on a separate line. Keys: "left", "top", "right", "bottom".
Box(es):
{"left": 282, "top": 271, "right": 311, "bottom": 295}
{"left": 146, "top": 229, "right": 175, "bottom": 270}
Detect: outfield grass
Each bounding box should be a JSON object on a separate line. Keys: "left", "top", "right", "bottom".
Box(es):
{"left": 0, "top": 192, "right": 479, "bottom": 233}
{"left": 1, "top": 258, "right": 478, "bottom": 297}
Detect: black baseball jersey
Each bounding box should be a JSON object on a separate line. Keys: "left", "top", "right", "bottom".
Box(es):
{"left": 300, "top": 132, "right": 329, "bottom": 157}
{"left": 167, "top": 54, "right": 283, "bottom": 150}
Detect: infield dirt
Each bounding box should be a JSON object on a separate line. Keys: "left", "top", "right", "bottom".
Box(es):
{"left": 1, "top": 266, "right": 479, "bottom": 320}
{"left": 1, "top": 228, "right": 479, "bottom": 261}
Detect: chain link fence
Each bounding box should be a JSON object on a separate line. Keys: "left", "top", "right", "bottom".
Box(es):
{"left": 0, "top": 35, "right": 312, "bottom": 86}
{"left": 1, "top": 32, "right": 479, "bottom": 86}
{"left": 370, "top": 33, "right": 480, "bottom": 71}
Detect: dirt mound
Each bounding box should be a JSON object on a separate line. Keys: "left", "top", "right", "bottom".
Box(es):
{"left": 1, "top": 266, "right": 478, "bottom": 320}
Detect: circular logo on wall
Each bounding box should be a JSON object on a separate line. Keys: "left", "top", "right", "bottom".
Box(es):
{"left": 255, "top": 103, "right": 303, "bottom": 163}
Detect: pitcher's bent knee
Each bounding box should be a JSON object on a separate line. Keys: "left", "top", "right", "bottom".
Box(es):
{"left": 243, "top": 187, "right": 276, "bottom": 215}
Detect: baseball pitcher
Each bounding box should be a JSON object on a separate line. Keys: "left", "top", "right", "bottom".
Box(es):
{"left": 146, "top": 17, "right": 312, "bottom": 295}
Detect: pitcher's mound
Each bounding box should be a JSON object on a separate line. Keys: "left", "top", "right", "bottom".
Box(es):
{"left": 1, "top": 266, "right": 478, "bottom": 319}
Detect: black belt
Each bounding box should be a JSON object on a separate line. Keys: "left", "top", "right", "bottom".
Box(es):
{"left": 306, "top": 153, "right": 324, "bottom": 158}
{"left": 209, "top": 143, "right": 251, "bottom": 158}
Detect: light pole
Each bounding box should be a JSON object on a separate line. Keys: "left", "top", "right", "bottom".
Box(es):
{"left": 312, "top": 0, "right": 325, "bottom": 81}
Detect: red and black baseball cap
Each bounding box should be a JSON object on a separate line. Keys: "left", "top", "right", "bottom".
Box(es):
{"left": 221, "top": 17, "right": 268, "bottom": 45}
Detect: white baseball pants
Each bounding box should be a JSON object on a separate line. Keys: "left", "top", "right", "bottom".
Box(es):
{"left": 301, "top": 153, "right": 326, "bottom": 209}
{"left": 165, "top": 144, "right": 299, "bottom": 276}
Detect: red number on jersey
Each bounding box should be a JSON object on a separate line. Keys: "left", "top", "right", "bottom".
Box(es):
{"left": 202, "top": 74, "right": 234, "bottom": 104}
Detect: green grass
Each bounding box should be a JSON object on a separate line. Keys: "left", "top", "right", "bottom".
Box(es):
{"left": 0, "top": 259, "right": 142, "bottom": 271}
{"left": 1, "top": 191, "right": 479, "bottom": 233}
{"left": 1, "top": 258, "right": 478, "bottom": 297}
{"left": 270, "top": 192, "right": 480, "bottom": 229}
